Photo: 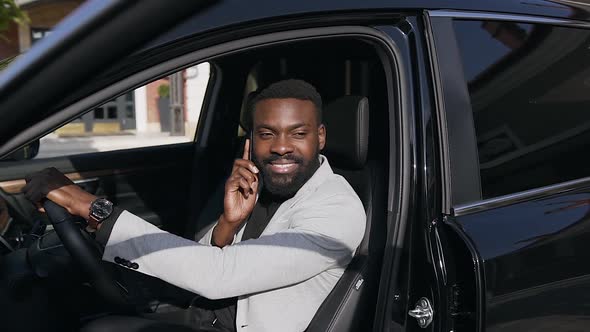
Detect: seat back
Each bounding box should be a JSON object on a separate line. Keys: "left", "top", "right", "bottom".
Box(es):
{"left": 307, "top": 96, "right": 387, "bottom": 331}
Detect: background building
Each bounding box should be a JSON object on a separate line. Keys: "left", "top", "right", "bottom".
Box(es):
{"left": 1, "top": 0, "right": 209, "bottom": 139}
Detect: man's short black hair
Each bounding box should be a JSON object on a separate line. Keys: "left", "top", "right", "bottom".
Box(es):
{"left": 245, "top": 79, "right": 322, "bottom": 131}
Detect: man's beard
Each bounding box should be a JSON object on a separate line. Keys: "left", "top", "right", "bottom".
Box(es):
{"left": 253, "top": 152, "right": 320, "bottom": 199}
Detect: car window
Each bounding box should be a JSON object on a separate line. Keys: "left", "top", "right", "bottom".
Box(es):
{"left": 34, "top": 62, "right": 210, "bottom": 159}
{"left": 453, "top": 20, "right": 590, "bottom": 199}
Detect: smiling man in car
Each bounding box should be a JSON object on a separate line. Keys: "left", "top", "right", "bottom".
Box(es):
{"left": 23, "top": 79, "right": 365, "bottom": 332}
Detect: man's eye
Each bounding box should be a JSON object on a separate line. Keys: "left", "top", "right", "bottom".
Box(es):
{"left": 294, "top": 132, "right": 307, "bottom": 138}
{"left": 259, "top": 132, "right": 273, "bottom": 138}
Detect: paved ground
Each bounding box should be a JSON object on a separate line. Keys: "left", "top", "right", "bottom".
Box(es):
{"left": 37, "top": 132, "right": 193, "bottom": 159}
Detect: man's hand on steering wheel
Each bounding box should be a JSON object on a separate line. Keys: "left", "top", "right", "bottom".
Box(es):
{"left": 22, "top": 168, "right": 133, "bottom": 309}
{"left": 22, "top": 167, "right": 99, "bottom": 229}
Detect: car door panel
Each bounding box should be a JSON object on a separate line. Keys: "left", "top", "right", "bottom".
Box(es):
{"left": 450, "top": 184, "right": 590, "bottom": 331}
{"left": 426, "top": 9, "right": 590, "bottom": 331}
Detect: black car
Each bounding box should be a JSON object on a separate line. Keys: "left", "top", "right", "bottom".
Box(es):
{"left": 1, "top": 0, "right": 589, "bottom": 331}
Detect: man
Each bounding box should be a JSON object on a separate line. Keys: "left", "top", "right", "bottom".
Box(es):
{"left": 24, "top": 79, "right": 366, "bottom": 332}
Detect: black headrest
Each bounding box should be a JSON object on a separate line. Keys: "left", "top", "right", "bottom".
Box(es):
{"left": 322, "top": 96, "right": 369, "bottom": 170}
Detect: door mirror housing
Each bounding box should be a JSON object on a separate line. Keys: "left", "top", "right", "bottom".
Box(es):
{"left": 3, "top": 140, "right": 40, "bottom": 161}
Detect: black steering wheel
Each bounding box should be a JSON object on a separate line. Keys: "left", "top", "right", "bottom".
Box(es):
{"left": 43, "top": 200, "right": 133, "bottom": 311}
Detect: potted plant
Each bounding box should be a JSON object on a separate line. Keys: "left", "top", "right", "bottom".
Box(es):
{"left": 157, "top": 82, "right": 171, "bottom": 132}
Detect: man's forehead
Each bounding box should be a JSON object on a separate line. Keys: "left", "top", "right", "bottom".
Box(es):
{"left": 253, "top": 98, "right": 317, "bottom": 123}
{"left": 255, "top": 97, "right": 315, "bottom": 109}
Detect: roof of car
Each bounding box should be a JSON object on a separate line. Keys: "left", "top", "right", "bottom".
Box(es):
{"left": 0, "top": 0, "right": 588, "bottom": 155}
{"left": 152, "top": 0, "right": 590, "bottom": 50}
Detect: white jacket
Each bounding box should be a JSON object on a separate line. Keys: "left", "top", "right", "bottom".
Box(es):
{"left": 102, "top": 156, "right": 366, "bottom": 332}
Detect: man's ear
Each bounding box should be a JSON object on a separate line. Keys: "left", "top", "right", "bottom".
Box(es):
{"left": 318, "top": 124, "right": 326, "bottom": 150}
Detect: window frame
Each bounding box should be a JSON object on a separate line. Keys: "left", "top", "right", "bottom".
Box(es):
{"left": 32, "top": 65, "right": 213, "bottom": 160}
{"left": 426, "top": 10, "right": 590, "bottom": 216}
{"left": 7, "top": 26, "right": 402, "bottom": 158}
{"left": 1, "top": 22, "right": 411, "bottom": 330}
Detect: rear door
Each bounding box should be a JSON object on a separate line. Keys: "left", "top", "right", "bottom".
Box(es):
{"left": 428, "top": 10, "right": 590, "bottom": 332}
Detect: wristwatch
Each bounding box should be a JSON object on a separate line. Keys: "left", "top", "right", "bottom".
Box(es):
{"left": 88, "top": 198, "right": 114, "bottom": 224}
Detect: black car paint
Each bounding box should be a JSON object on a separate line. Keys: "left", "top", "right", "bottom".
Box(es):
{"left": 424, "top": 8, "right": 590, "bottom": 332}
{"left": 1, "top": 0, "right": 590, "bottom": 331}
{"left": 152, "top": 0, "right": 588, "bottom": 50}
{"left": 369, "top": 21, "right": 421, "bottom": 332}
{"left": 425, "top": 8, "right": 590, "bottom": 332}
{"left": 453, "top": 186, "right": 590, "bottom": 331}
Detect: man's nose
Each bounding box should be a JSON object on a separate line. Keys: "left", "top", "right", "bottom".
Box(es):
{"left": 270, "top": 135, "right": 294, "bottom": 155}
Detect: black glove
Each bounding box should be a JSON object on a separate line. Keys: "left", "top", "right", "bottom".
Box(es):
{"left": 22, "top": 167, "right": 74, "bottom": 204}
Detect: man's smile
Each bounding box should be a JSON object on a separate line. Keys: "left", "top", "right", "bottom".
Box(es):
{"left": 267, "top": 159, "right": 300, "bottom": 174}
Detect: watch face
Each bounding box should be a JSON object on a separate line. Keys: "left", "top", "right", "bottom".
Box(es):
{"left": 92, "top": 198, "right": 113, "bottom": 220}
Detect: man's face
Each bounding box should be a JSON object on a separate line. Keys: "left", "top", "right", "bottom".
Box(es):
{"left": 251, "top": 98, "right": 326, "bottom": 199}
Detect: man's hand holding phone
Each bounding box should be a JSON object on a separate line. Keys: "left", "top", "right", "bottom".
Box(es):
{"left": 213, "top": 138, "right": 259, "bottom": 247}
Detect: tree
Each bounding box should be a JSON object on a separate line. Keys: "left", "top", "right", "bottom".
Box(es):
{"left": 0, "top": 0, "right": 28, "bottom": 38}
{"left": 0, "top": 0, "right": 28, "bottom": 70}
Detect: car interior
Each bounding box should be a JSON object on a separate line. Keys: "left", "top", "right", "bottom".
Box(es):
{"left": 0, "top": 36, "right": 393, "bottom": 331}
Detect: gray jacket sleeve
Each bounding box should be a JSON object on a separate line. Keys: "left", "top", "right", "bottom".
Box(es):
{"left": 95, "top": 207, "right": 124, "bottom": 246}
{"left": 101, "top": 193, "right": 365, "bottom": 300}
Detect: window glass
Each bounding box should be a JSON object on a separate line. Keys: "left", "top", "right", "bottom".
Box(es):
{"left": 454, "top": 20, "right": 590, "bottom": 198}
{"left": 35, "top": 62, "right": 210, "bottom": 159}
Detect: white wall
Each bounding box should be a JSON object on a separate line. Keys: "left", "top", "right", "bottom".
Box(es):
{"left": 185, "top": 62, "right": 211, "bottom": 138}
{"left": 134, "top": 86, "right": 148, "bottom": 133}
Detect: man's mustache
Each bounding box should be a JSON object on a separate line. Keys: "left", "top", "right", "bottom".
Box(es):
{"left": 262, "top": 154, "right": 304, "bottom": 165}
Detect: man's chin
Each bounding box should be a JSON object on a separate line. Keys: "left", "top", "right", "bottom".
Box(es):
{"left": 257, "top": 155, "right": 320, "bottom": 199}
{"left": 264, "top": 177, "right": 299, "bottom": 199}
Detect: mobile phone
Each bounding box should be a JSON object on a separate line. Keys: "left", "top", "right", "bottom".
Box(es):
{"left": 249, "top": 130, "right": 254, "bottom": 161}
{"left": 249, "top": 130, "right": 263, "bottom": 191}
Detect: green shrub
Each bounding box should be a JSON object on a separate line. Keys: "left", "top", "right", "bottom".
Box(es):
{"left": 158, "top": 83, "right": 170, "bottom": 98}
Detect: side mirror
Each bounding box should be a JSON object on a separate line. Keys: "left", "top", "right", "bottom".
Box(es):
{"left": 4, "top": 140, "right": 40, "bottom": 161}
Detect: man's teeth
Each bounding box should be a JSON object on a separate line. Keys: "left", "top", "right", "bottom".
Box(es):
{"left": 274, "top": 163, "right": 294, "bottom": 169}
